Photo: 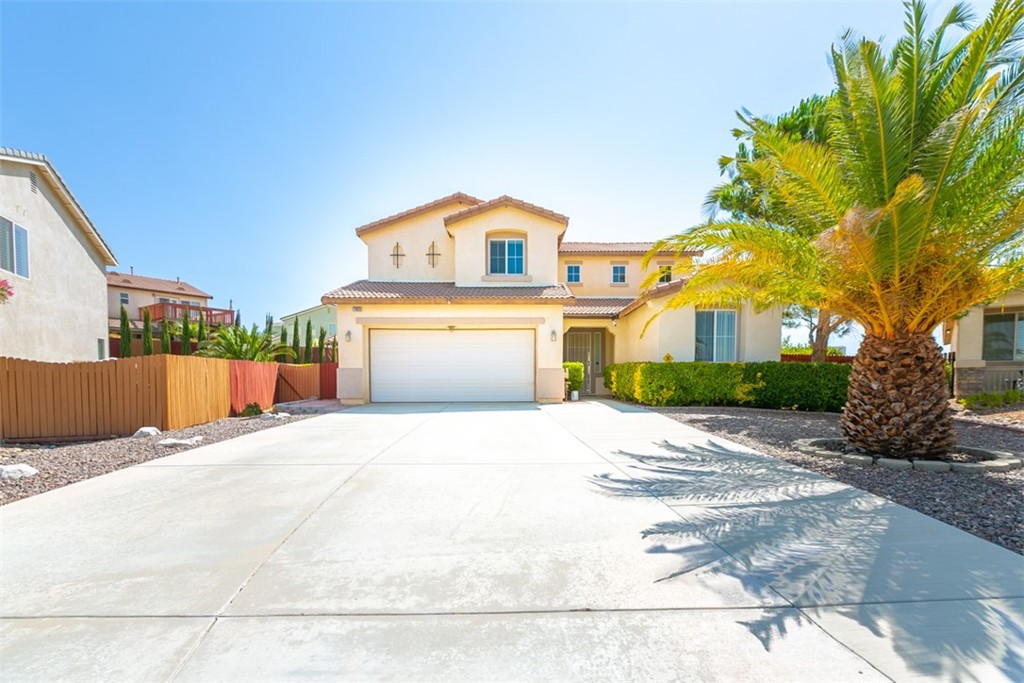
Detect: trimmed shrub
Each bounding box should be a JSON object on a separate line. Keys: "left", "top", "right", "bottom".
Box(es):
{"left": 563, "top": 362, "right": 584, "bottom": 392}
{"left": 239, "top": 402, "right": 263, "bottom": 417}
{"left": 959, "top": 389, "right": 1024, "bottom": 410}
{"left": 603, "top": 361, "right": 850, "bottom": 412}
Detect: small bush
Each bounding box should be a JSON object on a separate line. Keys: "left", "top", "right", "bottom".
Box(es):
{"left": 959, "top": 389, "right": 1024, "bottom": 411}
{"left": 603, "top": 361, "right": 851, "bottom": 412}
{"left": 239, "top": 402, "right": 263, "bottom": 417}
{"left": 563, "top": 362, "right": 585, "bottom": 392}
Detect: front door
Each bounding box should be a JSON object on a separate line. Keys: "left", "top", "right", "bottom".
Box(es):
{"left": 565, "top": 330, "right": 603, "bottom": 395}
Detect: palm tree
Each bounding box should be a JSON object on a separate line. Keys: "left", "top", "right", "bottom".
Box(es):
{"left": 651, "top": 0, "right": 1024, "bottom": 458}
{"left": 197, "top": 324, "right": 295, "bottom": 362}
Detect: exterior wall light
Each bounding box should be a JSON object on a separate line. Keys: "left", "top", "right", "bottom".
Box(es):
{"left": 551, "top": 329, "right": 558, "bottom": 342}
{"left": 344, "top": 330, "right": 352, "bottom": 342}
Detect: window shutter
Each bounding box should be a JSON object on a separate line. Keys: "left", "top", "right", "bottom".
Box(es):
{"left": 14, "top": 226, "right": 29, "bottom": 277}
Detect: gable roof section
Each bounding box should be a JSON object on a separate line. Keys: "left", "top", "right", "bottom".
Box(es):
{"left": 322, "top": 280, "right": 574, "bottom": 305}
{"left": 106, "top": 271, "right": 213, "bottom": 299}
{"left": 0, "top": 147, "right": 117, "bottom": 266}
{"left": 560, "top": 242, "right": 700, "bottom": 257}
{"left": 615, "top": 279, "right": 689, "bottom": 319}
{"left": 355, "top": 192, "right": 483, "bottom": 236}
{"left": 564, "top": 297, "right": 634, "bottom": 318}
{"left": 442, "top": 195, "right": 569, "bottom": 229}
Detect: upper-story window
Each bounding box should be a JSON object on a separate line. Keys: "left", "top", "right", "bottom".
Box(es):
{"left": 120, "top": 292, "right": 130, "bottom": 306}
{"left": 489, "top": 238, "right": 525, "bottom": 275}
{"left": 0, "top": 216, "right": 29, "bottom": 279}
{"left": 566, "top": 264, "right": 581, "bottom": 284}
{"left": 658, "top": 266, "right": 672, "bottom": 284}
{"left": 983, "top": 312, "right": 1024, "bottom": 361}
{"left": 695, "top": 310, "right": 737, "bottom": 362}
{"left": 611, "top": 265, "right": 626, "bottom": 284}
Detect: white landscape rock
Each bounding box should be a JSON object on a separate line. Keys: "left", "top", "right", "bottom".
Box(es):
{"left": 0, "top": 464, "right": 39, "bottom": 480}
{"left": 132, "top": 427, "right": 162, "bottom": 438}
{"left": 260, "top": 412, "right": 290, "bottom": 420}
{"left": 157, "top": 436, "right": 203, "bottom": 447}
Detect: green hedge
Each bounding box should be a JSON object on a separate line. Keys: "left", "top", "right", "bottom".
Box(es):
{"left": 603, "top": 361, "right": 850, "bottom": 412}
{"left": 563, "top": 361, "right": 585, "bottom": 392}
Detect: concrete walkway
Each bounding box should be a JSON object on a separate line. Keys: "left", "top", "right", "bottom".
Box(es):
{"left": 2, "top": 401, "right": 1022, "bottom": 682}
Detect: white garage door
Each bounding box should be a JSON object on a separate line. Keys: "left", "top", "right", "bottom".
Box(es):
{"left": 370, "top": 329, "right": 535, "bottom": 402}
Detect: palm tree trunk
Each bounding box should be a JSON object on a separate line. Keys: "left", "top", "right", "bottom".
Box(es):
{"left": 841, "top": 332, "right": 953, "bottom": 459}
{"left": 810, "top": 309, "right": 831, "bottom": 362}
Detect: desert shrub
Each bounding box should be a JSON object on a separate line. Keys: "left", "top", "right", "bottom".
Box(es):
{"left": 959, "top": 389, "right": 1024, "bottom": 411}
{"left": 563, "top": 362, "right": 585, "bottom": 392}
{"left": 239, "top": 402, "right": 263, "bottom": 417}
{"left": 603, "top": 361, "right": 851, "bottom": 412}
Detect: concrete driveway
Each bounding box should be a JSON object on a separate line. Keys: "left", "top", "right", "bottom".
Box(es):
{"left": 2, "top": 401, "right": 1022, "bottom": 682}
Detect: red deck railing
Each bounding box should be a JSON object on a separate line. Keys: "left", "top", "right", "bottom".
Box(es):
{"left": 139, "top": 302, "right": 235, "bottom": 326}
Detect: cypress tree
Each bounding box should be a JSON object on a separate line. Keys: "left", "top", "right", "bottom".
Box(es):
{"left": 142, "top": 309, "right": 154, "bottom": 356}
{"left": 330, "top": 337, "right": 338, "bottom": 364}
{"left": 304, "top": 319, "right": 313, "bottom": 363}
{"left": 196, "top": 312, "right": 207, "bottom": 348}
{"left": 317, "top": 326, "right": 327, "bottom": 363}
{"left": 280, "top": 326, "right": 288, "bottom": 364}
{"left": 291, "top": 318, "right": 300, "bottom": 362}
{"left": 161, "top": 320, "right": 172, "bottom": 355}
{"left": 119, "top": 305, "right": 132, "bottom": 358}
{"left": 235, "top": 310, "right": 242, "bottom": 328}
{"left": 265, "top": 313, "right": 273, "bottom": 337}
{"left": 181, "top": 312, "right": 192, "bottom": 355}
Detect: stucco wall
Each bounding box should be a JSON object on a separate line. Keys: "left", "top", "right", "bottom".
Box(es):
{"left": 953, "top": 289, "right": 1024, "bottom": 367}
{"left": 280, "top": 304, "right": 338, "bottom": 339}
{"left": 0, "top": 161, "right": 110, "bottom": 361}
{"left": 361, "top": 205, "right": 459, "bottom": 281}
{"left": 107, "top": 285, "right": 209, "bottom": 321}
{"left": 559, "top": 254, "right": 689, "bottom": 297}
{"left": 449, "top": 207, "right": 565, "bottom": 287}
{"left": 334, "top": 302, "right": 565, "bottom": 403}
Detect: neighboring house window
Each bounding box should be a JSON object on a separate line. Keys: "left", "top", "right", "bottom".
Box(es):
{"left": 567, "top": 264, "right": 580, "bottom": 283}
{"left": 695, "top": 310, "right": 737, "bottom": 362}
{"left": 489, "top": 238, "right": 525, "bottom": 275}
{"left": 120, "top": 292, "right": 130, "bottom": 306}
{"left": 0, "top": 217, "right": 29, "bottom": 278}
{"left": 983, "top": 312, "right": 1024, "bottom": 361}
{"left": 328, "top": 323, "right": 337, "bottom": 336}
{"left": 611, "top": 265, "right": 626, "bottom": 284}
{"left": 157, "top": 297, "right": 177, "bottom": 304}
{"left": 97, "top": 339, "right": 106, "bottom": 360}
{"left": 658, "top": 266, "right": 672, "bottom": 284}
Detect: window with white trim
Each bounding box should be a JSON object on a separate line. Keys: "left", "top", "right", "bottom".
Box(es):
{"left": 695, "top": 310, "right": 737, "bottom": 362}
{"left": 566, "top": 264, "right": 580, "bottom": 283}
{"left": 328, "top": 323, "right": 337, "bottom": 336}
{"left": 120, "top": 292, "right": 130, "bottom": 306}
{"left": 658, "top": 266, "right": 672, "bottom": 283}
{"left": 611, "top": 265, "right": 626, "bottom": 284}
{"left": 488, "top": 238, "right": 525, "bottom": 275}
{"left": 0, "top": 217, "right": 29, "bottom": 278}
{"left": 983, "top": 312, "right": 1024, "bottom": 361}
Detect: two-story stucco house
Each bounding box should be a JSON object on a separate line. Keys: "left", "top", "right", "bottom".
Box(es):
{"left": 279, "top": 304, "right": 338, "bottom": 341}
{"left": 106, "top": 271, "right": 234, "bottom": 343}
{"left": 948, "top": 288, "right": 1024, "bottom": 396}
{"left": 322, "top": 193, "right": 782, "bottom": 403}
{"left": 0, "top": 148, "right": 118, "bottom": 362}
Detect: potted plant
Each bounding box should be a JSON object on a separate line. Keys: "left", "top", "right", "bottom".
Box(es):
{"left": 563, "top": 361, "right": 585, "bottom": 401}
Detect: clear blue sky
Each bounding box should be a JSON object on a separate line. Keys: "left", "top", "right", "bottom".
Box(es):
{"left": 0, "top": 0, "right": 979, "bottom": 341}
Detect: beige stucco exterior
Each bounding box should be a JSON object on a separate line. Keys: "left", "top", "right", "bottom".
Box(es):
{"left": 107, "top": 284, "right": 209, "bottom": 321}
{"left": 334, "top": 302, "right": 566, "bottom": 403}
{"left": 363, "top": 204, "right": 461, "bottom": 282}
{"left": 559, "top": 254, "right": 689, "bottom": 297}
{"left": 448, "top": 207, "right": 566, "bottom": 287}
{"left": 949, "top": 289, "right": 1024, "bottom": 395}
{"left": 0, "top": 157, "right": 115, "bottom": 362}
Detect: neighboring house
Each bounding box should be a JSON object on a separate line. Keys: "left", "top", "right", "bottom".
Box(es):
{"left": 0, "top": 148, "right": 118, "bottom": 362}
{"left": 949, "top": 289, "right": 1024, "bottom": 396}
{"left": 279, "top": 304, "right": 338, "bottom": 341}
{"left": 322, "top": 192, "right": 781, "bottom": 403}
{"left": 107, "top": 272, "right": 233, "bottom": 340}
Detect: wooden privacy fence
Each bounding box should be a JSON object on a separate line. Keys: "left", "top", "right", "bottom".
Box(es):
{"left": 319, "top": 362, "right": 338, "bottom": 400}
{"left": 275, "top": 364, "right": 321, "bottom": 403}
{"left": 229, "top": 361, "right": 279, "bottom": 414}
{"left": 0, "top": 355, "right": 230, "bottom": 441}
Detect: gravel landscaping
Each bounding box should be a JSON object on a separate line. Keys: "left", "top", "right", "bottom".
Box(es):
{"left": 653, "top": 406, "right": 1024, "bottom": 556}
{"left": 0, "top": 414, "right": 313, "bottom": 505}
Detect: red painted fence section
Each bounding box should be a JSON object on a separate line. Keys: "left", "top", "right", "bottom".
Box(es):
{"left": 319, "top": 362, "right": 338, "bottom": 399}
{"left": 229, "top": 360, "right": 279, "bottom": 415}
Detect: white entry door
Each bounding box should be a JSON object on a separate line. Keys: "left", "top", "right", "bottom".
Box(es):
{"left": 370, "top": 329, "right": 535, "bottom": 402}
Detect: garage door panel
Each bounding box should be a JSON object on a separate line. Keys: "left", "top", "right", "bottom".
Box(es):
{"left": 371, "top": 330, "right": 534, "bottom": 402}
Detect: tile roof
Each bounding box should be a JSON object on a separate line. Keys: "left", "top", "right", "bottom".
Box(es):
{"left": 563, "top": 297, "right": 634, "bottom": 318}
{"left": 443, "top": 195, "right": 569, "bottom": 227}
{"left": 107, "top": 272, "right": 213, "bottom": 299}
{"left": 0, "top": 147, "right": 117, "bottom": 266}
{"left": 559, "top": 242, "right": 699, "bottom": 256}
{"left": 322, "top": 280, "right": 575, "bottom": 304}
{"left": 354, "top": 192, "right": 482, "bottom": 236}
{"left": 616, "top": 279, "right": 689, "bottom": 318}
